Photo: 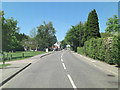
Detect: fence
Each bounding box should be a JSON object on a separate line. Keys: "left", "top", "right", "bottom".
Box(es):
{"left": 0, "top": 53, "right": 25, "bottom": 64}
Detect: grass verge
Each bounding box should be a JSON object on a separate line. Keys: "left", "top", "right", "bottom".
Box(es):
{"left": 0, "top": 64, "right": 11, "bottom": 68}
{"left": 0, "top": 51, "right": 46, "bottom": 62}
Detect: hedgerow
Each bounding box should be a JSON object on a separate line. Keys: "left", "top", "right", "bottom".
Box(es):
{"left": 77, "top": 36, "right": 120, "bottom": 66}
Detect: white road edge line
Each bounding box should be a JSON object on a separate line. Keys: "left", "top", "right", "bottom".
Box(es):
{"left": 67, "top": 74, "right": 77, "bottom": 89}
{"left": 62, "top": 63, "right": 66, "bottom": 70}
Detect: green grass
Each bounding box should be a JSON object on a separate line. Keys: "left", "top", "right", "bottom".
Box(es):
{"left": 0, "top": 51, "right": 46, "bottom": 62}
{"left": 0, "top": 64, "right": 11, "bottom": 68}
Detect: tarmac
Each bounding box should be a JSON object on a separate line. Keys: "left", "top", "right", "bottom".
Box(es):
{"left": 0, "top": 51, "right": 54, "bottom": 88}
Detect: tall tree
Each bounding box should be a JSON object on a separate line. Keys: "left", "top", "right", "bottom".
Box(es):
{"left": 105, "top": 14, "right": 120, "bottom": 32}
{"left": 85, "top": 9, "right": 101, "bottom": 41}
{"left": 2, "top": 11, "right": 20, "bottom": 52}
{"left": 36, "top": 21, "right": 57, "bottom": 49}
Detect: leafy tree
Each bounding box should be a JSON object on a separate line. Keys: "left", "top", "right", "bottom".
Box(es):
{"left": 65, "top": 22, "right": 86, "bottom": 52}
{"left": 65, "top": 25, "right": 79, "bottom": 52}
{"left": 60, "top": 40, "right": 67, "bottom": 49}
{"left": 36, "top": 21, "right": 57, "bottom": 49}
{"left": 1, "top": 11, "right": 29, "bottom": 52}
{"left": 105, "top": 15, "right": 120, "bottom": 32}
{"left": 2, "top": 11, "right": 20, "bottom": 52}
{"left": 100, "top": 32, "right": 113, "bottom": 38}
{"left": 15, "top": 33, "right": 28, "bottom": 42}
{"left": 85, "top": 9, "right": 101, "bottom": 41}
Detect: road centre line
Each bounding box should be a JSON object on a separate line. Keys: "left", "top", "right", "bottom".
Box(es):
{"left": 61, "top": 52, "right": 64, "bottom": 58}
{"left": 61, "top": 52, "right": 77, "bottom": 90}
{"left": 62, "top": 63, "right": 66, "bottom": 70}
{"left": 67, "top": 74, "right": 77, "bottom": 90}
{"left": 61, "top": 59, "right": 63, "bottom": 62}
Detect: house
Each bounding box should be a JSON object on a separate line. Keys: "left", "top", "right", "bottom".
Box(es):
{"left": 52, "top": 42, "right": 61, "bottom": 51}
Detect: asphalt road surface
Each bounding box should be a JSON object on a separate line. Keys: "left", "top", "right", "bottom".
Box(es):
{"left": 2, "top": 50, "right": 118, "bottom": 89}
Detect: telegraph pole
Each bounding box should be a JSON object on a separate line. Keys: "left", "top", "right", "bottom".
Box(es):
{"left": 79, "top": 21, "right": 81, "bottom": 47}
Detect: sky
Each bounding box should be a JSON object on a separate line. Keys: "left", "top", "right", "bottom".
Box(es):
{"left": 2, "top": 2, "right": 118, "bottom": 41}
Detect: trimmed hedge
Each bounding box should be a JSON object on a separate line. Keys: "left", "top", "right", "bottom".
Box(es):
{"left": 77, "top": 36, "right": 120, "bottom": 66}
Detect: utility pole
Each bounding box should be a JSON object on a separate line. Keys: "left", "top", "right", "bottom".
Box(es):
{"left": 79, "top": 21, "right": 81, "bottom": 47}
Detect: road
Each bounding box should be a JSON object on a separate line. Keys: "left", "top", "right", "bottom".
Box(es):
{"left": 2, "top": 50, "right": 118, "bottom": 89}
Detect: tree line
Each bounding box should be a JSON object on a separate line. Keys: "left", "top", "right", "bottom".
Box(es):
{"left": 62, "top": 9, "right": 101, "bottom": 51}
{"left": 1, "top": 11, "right": 57, "bottom": 53}
{"left": 62, "top": 9, "right": 120, "bottom": 65}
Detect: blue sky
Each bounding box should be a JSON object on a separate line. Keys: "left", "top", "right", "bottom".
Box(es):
{"left": 2, "top": 2, "right": 118, "bottom": 41}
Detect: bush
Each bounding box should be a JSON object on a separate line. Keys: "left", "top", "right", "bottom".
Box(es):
{"left": 111, "top": 35, "right": 120, "bottom": 65}
{"left": 77, "top": 36, "right": 119, "bottom": 66}
{"left": 77, "top": 47, "right": 84, "bottom": 55}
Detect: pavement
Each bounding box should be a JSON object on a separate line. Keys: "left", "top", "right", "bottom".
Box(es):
{"left": 0, "top": 51, "right": 54, "bottom": 88}
{"left": 0, "top": 50, "right": 119, "bottom": 89}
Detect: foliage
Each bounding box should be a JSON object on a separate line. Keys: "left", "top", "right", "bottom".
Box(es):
{"left": 100, "top": 32, "right": 113, "bottom": 38}
{"left": 60, "top": 40, "right": 67, "bottom": 49}
{"left": 2, "top": 11, "right": 28, "bottom": 52}
{"left": 77, "top": 35, "right": 120, "bottom": 66}
{"left": 65, "top": 22, "right": 86, "bottom": 52}
{"left": 77, "top": 47, "right": 84, "bottom": 55}
{"left": 2, "top": 11, "right": 20, "bottom": 52}
{"left": 36, "top": 21, "right": 57, "bottom": 49}
{"left": 105, "top": 15, "right": 120, "bottom": 32}
{"left": 85, "top": 9, "right": 101, "bottom": 41}
{"left": 111, "top": 32, "right": 120, "bottom": 65}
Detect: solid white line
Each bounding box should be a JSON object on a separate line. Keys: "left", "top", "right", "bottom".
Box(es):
{"left": 62, "top": 63, "right": 66, "bottom": 70}
{"left": 67, "top": 74, "right": 77, "bottom": 89}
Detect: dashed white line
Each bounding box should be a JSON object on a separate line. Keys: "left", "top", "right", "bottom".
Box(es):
{"left": 61, "top": 59, "right": 63, "bottom": 62}
{"left": 62, "top": 63, "right": 66, "bottom": 70}
{"left": 61, "top": 52, "right": 77, "bottom": 90}
{"left": 61, "top": 53, "right": 64, "bottom": 58}
{"left": 67, "top": 74, "right": 77, "bottom": 89}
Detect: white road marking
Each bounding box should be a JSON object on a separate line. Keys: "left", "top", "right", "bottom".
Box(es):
{"left": 62, "top": 63, "right": 66, "bottom": 70}
{"left": 61, "top": 52, "right": 77, "bottom": 89}
{"left": 61, "top": 52, "right": 64, "bottom": 59}
{"left": 67, "top": 74, "right": 77, "bottom": 89}
{"left": 61, "top": 59, "right": 63, "bottom": 62}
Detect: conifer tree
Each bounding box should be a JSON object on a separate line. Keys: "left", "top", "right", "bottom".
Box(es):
{"left": 85, "top": 9, "right": 101, "bottom": 41}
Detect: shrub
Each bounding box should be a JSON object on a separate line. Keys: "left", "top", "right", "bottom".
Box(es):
{"left": 77, "top": 36, "right": 119, "bottom": 66}
{"left": 111, "top": 35, "right": 120, "bottom": 65}
{"left": 77, "top": 47, "right": 84, "bottom": 55}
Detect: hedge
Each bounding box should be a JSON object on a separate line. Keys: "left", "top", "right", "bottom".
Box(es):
{"left": 77, "top": 36, "right": 120, "bottom": 66}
